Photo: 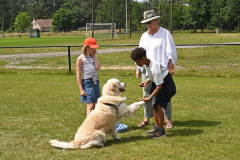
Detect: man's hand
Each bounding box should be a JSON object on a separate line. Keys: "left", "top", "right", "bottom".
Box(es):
{"left": 169, "top": 68, "right": 174, "bottom": 75}
{"left": 168, "top": 59, "right": 174, "bottom": 75}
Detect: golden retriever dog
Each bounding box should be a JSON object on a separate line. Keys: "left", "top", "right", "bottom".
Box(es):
{"left": 50, "top": 78, "right": 145, "bottom": 149}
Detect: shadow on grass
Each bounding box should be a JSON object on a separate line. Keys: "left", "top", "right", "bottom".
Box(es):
{"left": 173, "top": 120, "right": 221, "bottom": 127}
{"left": 167, "top": 128, "right": 204, "bottom": 137}
{"left": 128, "top": 119, "right": 221, "bottom": 138}
{"left": 105, "top": 135, "right": 150, "bottom": 147}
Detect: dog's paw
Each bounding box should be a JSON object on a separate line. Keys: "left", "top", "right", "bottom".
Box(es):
{"left": 114, "top": 136, "right": 121, "bottom": 140}
{"left": 138, "top": 101, "right": 145, "bottom": 106}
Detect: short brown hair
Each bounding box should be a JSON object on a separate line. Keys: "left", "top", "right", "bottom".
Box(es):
{"left": 130, "top": 47, "right": 146, "bottom": 60}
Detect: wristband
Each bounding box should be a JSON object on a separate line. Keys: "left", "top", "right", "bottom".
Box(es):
{"left": 149, "top": 95, "right": 153, "bottom": 99}
{"left": 146, "top": 78, "right": 151, "bottom": 82}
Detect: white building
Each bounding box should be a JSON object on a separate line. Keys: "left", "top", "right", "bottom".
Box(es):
{"left": 32, "top": 19, "right": 52, "bottom": 32}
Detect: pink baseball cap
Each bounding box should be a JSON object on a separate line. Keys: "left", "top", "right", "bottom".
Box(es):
{"left": 83, "top": 37, "right": 99, "bottom": 49}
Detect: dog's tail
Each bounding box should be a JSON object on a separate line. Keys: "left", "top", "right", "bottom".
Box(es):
{"left": 49, "top": 139, "right": 75, "bottom": 149}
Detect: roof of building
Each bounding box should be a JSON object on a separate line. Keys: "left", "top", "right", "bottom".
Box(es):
{"left": 35, "top": 19, "right": 52, "bottom": 28}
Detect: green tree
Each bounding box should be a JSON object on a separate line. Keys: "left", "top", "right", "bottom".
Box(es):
{"left": 52, "top": 7, "right": 73, "bottom": 32}
{"left": 96, "top": 0, "right": 113, "bottom": 23}
{"left": 52, "top": 2, "right": 90, "bottom": 31}
{"left": 189, "top": 0, "right": 212, "bottom": 32}
{"left": 131, "top": 1, "right": 145, "bottom": 31}
{"left": 96, "top": 0, "right": 131, "bottom": 31}
{"left": 181, "top": 3, "right": 193, "bottom": 30}
{"left": 13, "top": 12, "right": 32, "bottom": 32}
{"left": 211, "top": 0, "right": 240, "bottom": 32}
{"left": 0, "top": 0, "right": 11, "bottom": 31}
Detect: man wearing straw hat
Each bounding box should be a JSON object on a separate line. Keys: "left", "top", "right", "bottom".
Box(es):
{"left": 136, "top": 10, "right": 177, "bottom": 134}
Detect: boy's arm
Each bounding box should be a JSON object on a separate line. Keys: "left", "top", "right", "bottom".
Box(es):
{"left": 139, "top": 84, "right": 162, "bottom": 102}
{"left": 136, "top": 70, "right": 141, "bottom": 78}
{"left": 139, "top": 78, "right": 151, "bottom": 87}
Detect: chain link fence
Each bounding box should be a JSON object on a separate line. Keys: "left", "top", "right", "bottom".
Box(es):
{"left": 0, "top": 44, "right": 239, "bottom": 77}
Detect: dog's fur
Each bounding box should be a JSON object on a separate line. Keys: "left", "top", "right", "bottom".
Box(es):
{"left": 50, "top": 78, "right": 144, "bottom": 149}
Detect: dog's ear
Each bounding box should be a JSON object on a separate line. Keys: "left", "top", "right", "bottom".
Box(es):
{"left": 102, "top": 82, "right": 119, "bottom": 96}
{"left": 110, "top": 82, "right": 119, "bottom": 92}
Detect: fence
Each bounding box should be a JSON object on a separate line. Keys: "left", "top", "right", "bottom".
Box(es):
{"left": 0, "top": 44, "right": 239, "bottom": 77}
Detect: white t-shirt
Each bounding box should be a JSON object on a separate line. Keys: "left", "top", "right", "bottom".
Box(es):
{"left": 145, "top": 60, "right": 168, "bottom": 86}
{"left": 139, "top": 27, "right": 177, "bottom": 68}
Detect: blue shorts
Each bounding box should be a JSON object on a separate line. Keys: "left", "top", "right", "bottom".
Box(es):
{"left": 81, "top": 78, "right": 100, "bottom": 103}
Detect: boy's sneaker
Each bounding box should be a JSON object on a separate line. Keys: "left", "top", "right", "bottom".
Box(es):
{"left": 146, "top": 126, "right": 158, "bottom": 134}
{"left": 150, "top": 128, "right": 166, "bottom": 138}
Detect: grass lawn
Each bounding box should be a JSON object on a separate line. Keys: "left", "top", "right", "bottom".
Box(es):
{"left": 0, "top": 72, "right": 239, "bottom": 159}
{"left": 1, "top": 45, "right": 239, "bottom": 77}
{"left": 0, "top": 33, "right": 239, "bottom": 47}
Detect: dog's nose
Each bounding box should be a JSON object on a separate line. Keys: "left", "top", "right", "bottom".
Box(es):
{"left": 121, "top": 83, "right": 126, "bottom": 88}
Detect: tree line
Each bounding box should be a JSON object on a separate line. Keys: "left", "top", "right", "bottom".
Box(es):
{"left": 0, "top": 0, "right": 239, "bottom": 33}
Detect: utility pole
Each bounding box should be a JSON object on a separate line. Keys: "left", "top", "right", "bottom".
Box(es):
{"left": 126, "top": 0, "right": 127, "bottom": 35}
{"left": 145, "top": 0, "right": 148, "bottom": 11}
{"left": 170, "top": 0, "right": 173, "bottom": 34}
{"left": 92, "top": 0, "right": 94, "bottom": 38}
{"left": 129, "top": 0, "right": 131, "bottom": 38}
{"left": 159, "top": 0, "right": 161, "bottom": 26}
{"left": 1, "top": 12, "right": 4, "bottom": 31}
{"left": 112, "top": 0, "right": 114, "bottom": 39}
{"left": 115, "top": 0, "right": 128, "bottom": 36}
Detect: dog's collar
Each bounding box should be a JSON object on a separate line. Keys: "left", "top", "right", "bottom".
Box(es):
{"left": 103, "top": 102, "right": 122, "bottom": 121}
{"left": 103, "top": 103, "right": 117, "bottom": 108}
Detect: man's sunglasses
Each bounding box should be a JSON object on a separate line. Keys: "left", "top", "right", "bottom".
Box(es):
{"left": 146, "top": 21, "right": 152, "bottom": 25}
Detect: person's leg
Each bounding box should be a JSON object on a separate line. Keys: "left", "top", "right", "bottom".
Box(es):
{"left": 87, "top": 103, "right": 95, "bottom": 116}
{"left": 143, "top": 71, "right": 154, "bottom": 120}
{"left": 153, "top": 106, "right": 159, "bottom": 126}
{"left": 143, "top": 80, "right": 154, "bottom": 122}
{"left": 137, "top": 71, "right": 154, "bottom": 127}
{"left": 151, "top": 105, "right": 166, "bottom": 137}
{"left": 162, "top": 101, "right": 173, "bottom": 129}
{"left": 156, "top": 105, "right": 164, "bottom": 128}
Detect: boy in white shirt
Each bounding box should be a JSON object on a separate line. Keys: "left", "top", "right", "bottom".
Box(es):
{"left": 131, "top": 47, "right": 176, "bottom": 137}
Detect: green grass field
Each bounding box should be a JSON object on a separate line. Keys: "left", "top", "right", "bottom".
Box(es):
{"left": 1, "top": 45, "right": 239, "bottom": 77}
{"left": 0, "top": 33, "right": 239, "bottom": 159}
{"left": 0, "top": 72, "right": 239, "bottom": 159}
{"left": 0, "top": 33, "right": 239, "bottom": 47}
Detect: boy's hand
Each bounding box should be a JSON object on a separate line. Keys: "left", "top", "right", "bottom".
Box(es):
{"left": 136, "top": 70, "right": 141, "bottom": 78}
{"left": 138, "top": 97, "right": 151, "bottom": 102}
{"left": 139, "top": 81, "right": 148, "bottom": 87}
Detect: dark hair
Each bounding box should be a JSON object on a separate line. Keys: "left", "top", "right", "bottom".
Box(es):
{"left": 130, "top": 47, "right": 146, "bottom": 60}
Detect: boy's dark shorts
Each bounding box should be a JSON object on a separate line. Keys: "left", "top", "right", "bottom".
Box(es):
{"left": 151, "top": 73, "right": 176, "bottom": 109}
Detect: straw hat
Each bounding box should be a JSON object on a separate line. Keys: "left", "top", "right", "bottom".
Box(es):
{"left": 141, "top": 10, "right": 160, "bottom": 24}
